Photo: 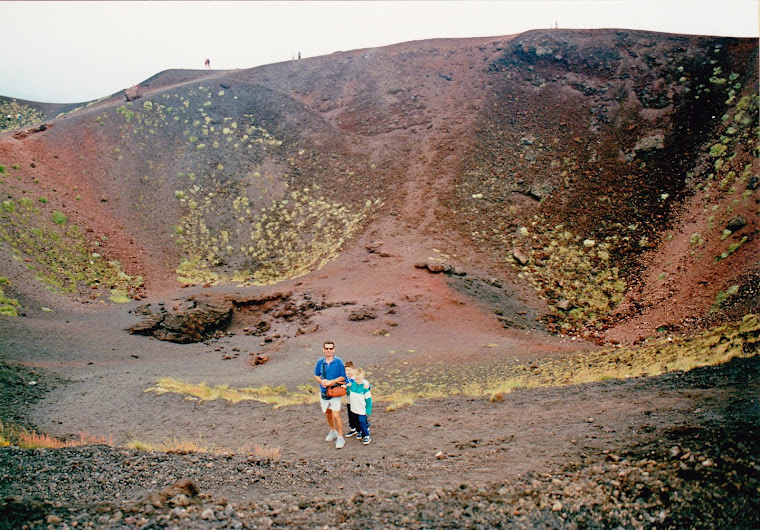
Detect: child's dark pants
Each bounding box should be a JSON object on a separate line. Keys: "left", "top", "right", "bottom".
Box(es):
{"left": 347, "top": 404, "right": 360, "bottom": 432}
{"left": 357, "top": 414, "right": 370, "bottom": 438}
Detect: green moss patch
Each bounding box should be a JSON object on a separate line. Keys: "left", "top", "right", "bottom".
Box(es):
{"left": 175, "top": 186, "right": 380, "bottom": 285}
{"left": 510, "top": 222, "right": 627, "bottom": 331}
{"left": 0, "top": 283, "right": 20, "bottom": 316}
{"left": 0, "top": 195, "right": 142, "bottom": 300}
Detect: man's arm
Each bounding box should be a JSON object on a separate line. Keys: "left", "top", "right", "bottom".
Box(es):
{"left": 323, "top": 375, "right": 345, "bottom": 386}
{"left": 314, "top": 359, "right": 325, "bottom": 387}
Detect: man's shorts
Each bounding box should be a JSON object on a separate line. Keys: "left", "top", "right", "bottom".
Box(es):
{"left": 320, "top": 396, "right": 342, "bottom": 412}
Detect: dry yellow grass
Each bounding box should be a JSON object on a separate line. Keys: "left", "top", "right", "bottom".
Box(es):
{"left": 379, "top": 313, "right": 758, "bottom": 407}
{"left": 126, "top": 438, "right": 281, "bottom": 457}
{"left": 482, "top": 313, "right": 759, "bottom": 400}
{"left": 143, "top": 314, "right": 758, "bottom": 413}
{"left": 253, "top": 444, "right": 281, "bottom": 461}
{"left": 0, "top": 316, "right": 754, "bottom": 456}
{"left": 0, "top": 423, "right": 113, "bottom": 450}
{"left": 382, "top": 387, "right": 450, "bottom": 412}
{"left": 0, "top": 421, "right": 278, "bottom": 457}
{"left": 145, "top": 378, "right": 320, "bottom": 407}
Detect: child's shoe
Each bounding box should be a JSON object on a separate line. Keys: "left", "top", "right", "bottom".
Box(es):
{"left": 362, "top": 436, "right": 371, "bottom": 445}
{"left": 346, "top": 428, "right": 358, "bottom": 438}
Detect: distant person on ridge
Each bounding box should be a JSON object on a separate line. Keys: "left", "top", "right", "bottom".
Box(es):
{"left": 205, "top": 58, "right": 211, "bottom": 69}
{"left": 314, "top": 341, "right": 347, "bottom": 449}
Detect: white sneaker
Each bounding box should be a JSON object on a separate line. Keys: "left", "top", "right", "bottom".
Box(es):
{"left": 335, "top": 437, "right": 345, "bottom": 449}
{"left": 325, "top": 430, "right": 338, "bottom": 442}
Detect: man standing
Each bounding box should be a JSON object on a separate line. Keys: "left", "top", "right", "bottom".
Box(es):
{"left": 314, "top": 341, "right": 347, "bottom": 449}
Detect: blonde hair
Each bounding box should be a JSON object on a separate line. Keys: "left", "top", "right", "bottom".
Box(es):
{"left": 354, "top": 368, "right": 365, "bottom": 378}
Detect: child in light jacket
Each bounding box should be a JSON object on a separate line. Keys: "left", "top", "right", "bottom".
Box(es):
{"left": 346, "top": 368, "right": 372, "bottom": 445}
{"left": 344, "top": 362, "right": 361, "bottom": 439}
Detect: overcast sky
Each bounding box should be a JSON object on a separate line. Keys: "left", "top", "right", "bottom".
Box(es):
{"left": 2, "top": 1, "right": 758, "bottom": 104}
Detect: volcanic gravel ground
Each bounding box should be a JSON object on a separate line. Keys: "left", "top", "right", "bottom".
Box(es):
{"left": 1, "top": 357, "right": 758, "bottom": 529}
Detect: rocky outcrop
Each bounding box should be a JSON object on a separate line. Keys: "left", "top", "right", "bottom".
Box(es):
{"left": 348, "top": 307, "right": 377, "bottom": 321}
{"left": 127, "top": 297, "right": 233, "bottom": 343}
{"left": 124, "top": 85, "right": 141, "bottom": 102}
{"left": 414, "top": 262, "right": 467, "bottom": 275}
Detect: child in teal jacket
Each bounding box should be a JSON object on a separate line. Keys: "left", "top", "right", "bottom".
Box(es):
{"left": 346, "top": 368, "right": 372, "bottom": 444}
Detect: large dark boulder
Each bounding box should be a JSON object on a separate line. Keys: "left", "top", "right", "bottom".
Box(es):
{"left": 127, "top": 296, "right": 233, "bottom": 343}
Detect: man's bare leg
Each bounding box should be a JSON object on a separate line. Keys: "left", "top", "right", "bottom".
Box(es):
{"left": 331, "top": 410, "right": 344, "bottom": 436}
{"left": 325, "top": 409, "right": 336, "bottom": 432}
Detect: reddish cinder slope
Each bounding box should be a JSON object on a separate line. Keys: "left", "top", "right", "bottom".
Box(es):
{"left": 0, "top": 29, "right": 757, "bottom": 346}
